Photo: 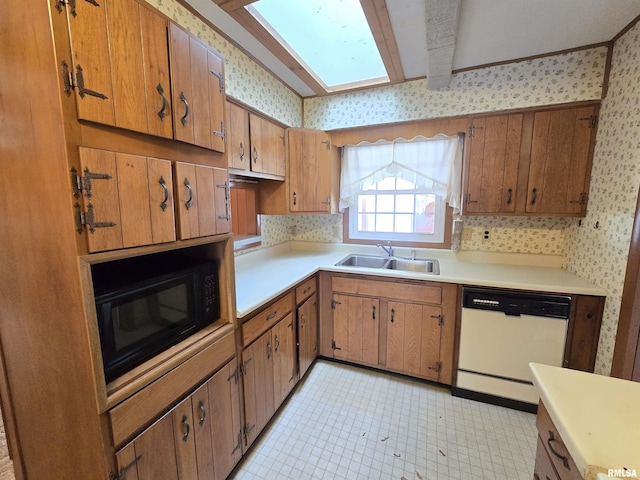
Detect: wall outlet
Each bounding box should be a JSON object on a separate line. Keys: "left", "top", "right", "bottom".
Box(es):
{"left": 462, "top": 228, "right": 473, "bottom": 241}
{"left": 483, "top": 229, "right": 491, "bottom": 241}
{"left": 289, "top": 225, "right": 297, "bottom": 236}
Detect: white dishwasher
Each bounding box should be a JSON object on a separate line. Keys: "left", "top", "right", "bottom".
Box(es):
{"left": 454, "top": 287, "right": 570, "bottom": 411}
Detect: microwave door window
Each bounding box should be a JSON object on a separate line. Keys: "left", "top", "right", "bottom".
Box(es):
{"left": 112, "top": 283, "right": 193, "bottom": 353}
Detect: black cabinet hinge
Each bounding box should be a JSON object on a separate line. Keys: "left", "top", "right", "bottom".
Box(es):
{"left": 430, "top": 314, "right": 445, "bottom": 326}
{"left": 109, "top": 455, "right": 141, "bottom": 480}
{"left": 56, "top": 0, "right": 100, "bottom": 17}
{"left": 331, "top": 299, "right": 342, "bottom": 309}
{"left": 331, "top": 340, "right": 341, "bottom": 351}
{"left": 227, "top": 366, "right": 239, "bottom": 384}
{"left": 210, "top": 70, "right": 225, "bottom": 93}
{"left": 428, "top": 361, "right": 442, "bottom": 373}
{"left": 71, "top": 166, "right": 112, "bottom": 199}
{"left": 74, "top": 202, "right": 116, "bottom": 234}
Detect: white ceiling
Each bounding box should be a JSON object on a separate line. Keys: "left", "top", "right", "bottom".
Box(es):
{"left": 186, "top": 0, "right": 640, "bottom": 97}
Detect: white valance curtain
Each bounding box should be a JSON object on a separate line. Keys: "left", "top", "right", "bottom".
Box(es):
{"left": 339, "top": 134, "right": 463, "bottom": 212}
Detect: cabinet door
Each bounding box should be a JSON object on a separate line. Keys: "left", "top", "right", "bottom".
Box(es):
{"left": 208, "top": 50, "right": 226, "bottom": 154}
{"left": 174, "top": 162, "right": 199, "bottom": 240}
{"left": 386, "top": 302, "right": 443, "bottom": 381}
{"left": 208, "top": 359, "right": 242, "bottom": 480}
{"left": 227, "top": 102, "right": 251, "bottom": 171}
{"left": 106, "top": 0, "right": 148, "bottom": 134}
{"left": 147, "top": 158, "right": 176, "bottom": 244}
{"left": 242, "top": 332, "right": 275, "bottom": 448}
{"left": 249, "top": 114, "right": 285, "bottom": 176}
{"left": 140, "top": 4, "right": 173, "bottom": 139}
{"left": 195, "top": 165, "right": 216, "bottom": 237}
{"left": 465, "top": 114, "right": 522, "bottom": 214}
{"left": 533, "top": 435, "right": 561, "bottom": 480}
{"left": 190, "top": 383, "right": 214, "bottom": 480}
{"left": 189, "top": 37, "right": 213, "bottom": 150}
{"left": 213, "top": 167, "right": 231, "bottom": 234}
{"left": 65, "top": 0, "right": 115, "bottom": 125}
{"left": 118, "top": 407, "right": 182, "bottom": 480}
{"left": 78, "top": 147, "right": 123, "bottom": 252}
{"left": 527, "top": 106, "right": 596, "bottom": 215}
{"left": 172, "top": 397, "right": 198, "bottom": 479}
{"left": 170, "top": 23, "right": 194, "bottom": 145}
{"left": 298, "top": 293, "right": 318, "bottom": 378}
{"left": 273, "top": 313, "right": 297, "bottom": 408}
{"left": 289, "top": 130, "right": 332, "bottom": 213}
{"left": 332, "top": 294, "right": 379, "bottom": 366}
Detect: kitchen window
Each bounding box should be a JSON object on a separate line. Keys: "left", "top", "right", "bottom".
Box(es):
{"left": 347, "top": 177, "right": 447, "bottom": 244}
{"left": 340, "top": 134, "right": 462, "bottom": 248}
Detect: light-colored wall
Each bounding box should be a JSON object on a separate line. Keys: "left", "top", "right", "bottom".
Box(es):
{"left": 143, "top": 0, "right": 302, "bottom": 127}
{"left": 565, "top": 23, "right": 640, "bottom": 375}
{"left": 304, "top": 47, "right": 607, "bottom": 130}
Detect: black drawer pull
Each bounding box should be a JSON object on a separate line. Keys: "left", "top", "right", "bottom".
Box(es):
{"left": 547, "top": 431, "right": 570, "bottom": 470}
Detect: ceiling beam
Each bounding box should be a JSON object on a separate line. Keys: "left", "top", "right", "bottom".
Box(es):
{"left": 424, "top": 0, "right": 460, "bottom": 90}
{"left": 213, "top": 0, "right": 257, "bottom": 9}
{"left": 360, "top": 0, "right": 405, "bottom": 84}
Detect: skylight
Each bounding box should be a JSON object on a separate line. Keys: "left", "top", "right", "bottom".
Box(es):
{"left": 247, "top": 0, "right": 389, "bottom": 92}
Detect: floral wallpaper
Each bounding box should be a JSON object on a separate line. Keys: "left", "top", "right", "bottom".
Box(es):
{"left": 304, "top": 47, "right": 607, "bottom": 130}
{"left": 143, "top": 0, "right": 302, "bottom": 127}
{"left": 565, "top": 22, "right": 640, "bottom": 375}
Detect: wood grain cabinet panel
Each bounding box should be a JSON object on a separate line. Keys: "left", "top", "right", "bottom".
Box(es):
{"left": 227, "top": 102, "right": 251, "bottom": 171}
{"left": 272, "top": 313, "right": 297, "bottom": 407}
{"left": 241, "top": 332, "right": 275, "bottom": 448}
{"left": 328, "top": 274, "right": 457, "bottom": 385}
{"left": 248, "top": 113, "right": 285, "bottom": 176}
{"left": 78, "top": 147, "right": 176, "bottom": 252}
{"left": 174, "top": 162, "right": 230, "bottom": 240}
{"left": 527, "top": 106, "right": 597, "bottom": 215}
{"left": 65, "top": 0, "right": 173, "bottom": 136}
{"left": 170, "top": 23, "right": 226, "bottom": 153}
{"left": 298, "top": 293, "right": 318, "bottom": 379}
{"left": 386, "top": 302, "right": 443, "bottom": 381}
{"left": 332, "top": 294, "right": 380, "bottom": 366}
{"left": 464, "top": 114, "right": 522, "bottom": 214}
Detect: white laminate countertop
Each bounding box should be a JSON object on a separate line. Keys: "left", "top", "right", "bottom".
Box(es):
{"left": 530, "top": 363, "right": 640, "bottom": 480}
{"left": 233, "top": 241, "right": 606, "bottom": 318}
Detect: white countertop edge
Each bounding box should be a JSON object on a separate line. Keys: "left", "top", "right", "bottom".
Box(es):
{"left": 530, "top": 363, "right": 640, "bottom": 480}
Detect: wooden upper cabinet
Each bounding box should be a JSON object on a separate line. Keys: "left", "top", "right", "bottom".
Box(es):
{"left": 64, "top": 0, "right": 115, "bottom": 125}
{"left": 169, "top": 23, "right": 226, "bottom": 153}
{"left": 174, "top": 162, "right": 230, "bottom": 240}
{"left": 464, "top": 114, "right": 522, "bottom": 214}
{"left": 76, "top": 147, "right": 175, "bottom": 253}
{"left": 288, "top": 129, "right": 336, "bottom": 213}
{"left": 64, "top": 0, "right": 172, "bottom": 137}
{"left": 463, "top": 104, "right": 598, "bottom": 217}
{"left": 227, "top": 102, "right": 251, "bottom": 171}
{"left": 249, "top": 113, "right": 286, "bottom": 177}
{"left": 526, "top": 106, "right": 597, "bottom": 215}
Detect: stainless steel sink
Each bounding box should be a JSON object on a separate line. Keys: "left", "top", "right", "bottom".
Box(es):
{"left": 335, "top": 254, "right": 390, "bottom": 268}
{"left": 335, "top": 254, "right": 440, "bottom": 274}
{"left": 387, "top": 258, "right": 440, "bottom": 274}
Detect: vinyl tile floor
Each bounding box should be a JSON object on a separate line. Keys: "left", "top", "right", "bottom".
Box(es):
{"left": 230, "top": 360, "right": 537, "bottom": 480}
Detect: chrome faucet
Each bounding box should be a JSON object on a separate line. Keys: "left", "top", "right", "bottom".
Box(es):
{"left": 377, "top": 242, "right": 394, "bottom": 257}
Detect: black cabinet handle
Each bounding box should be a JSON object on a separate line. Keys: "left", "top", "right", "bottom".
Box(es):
{"left": 507, "top": 187, "right": 513, "bottom": 205}
{"left": 179, "top": 92, "right": 189, "bottom": 126}
{"left": 181, "top": 416, "right": 190, "bottom": 442}
{"left": 240, "top": 141, "right": 245, "bottom": 161}
{"left": 531, "top": 187, "right": 538, "bottom": 205}
{"left": 156, "top": 83, "right": 168, "bottom": 120}
{"left": 198, "top": 401, "right": 206, "bottom": 426}
{"left": 159, "top": 176, "right": 169, "bottom": 211}
{"left": 184, "top": 178, "right": 193, "bottom": 210}
{"left": 547, "top": 431, "right": 570, "bottom": 470}
{"left": 390, "top": 308, "right": 395, "bottom": 323}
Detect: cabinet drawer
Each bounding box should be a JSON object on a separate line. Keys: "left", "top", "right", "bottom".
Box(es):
{"left": 295, "top": 276, "right": 316, "bottom": 305}
{"left": 332, "top": 276, "right": 442, "bottom": 304}
{"left": 536, "top": 402, "right": 582, "bottom": 480}
{"left": 109, "top": 331, "right": 235, "bottom": 448}
{"left": 534, "top": 435, "right": 561, "bottom": 480}
{"left": 242, "top": 293, "right": 293, "bottom": 346}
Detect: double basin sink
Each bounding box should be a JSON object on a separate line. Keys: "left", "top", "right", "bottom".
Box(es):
{"left": 335, "top": 254, "right": 440, "bottom": 274}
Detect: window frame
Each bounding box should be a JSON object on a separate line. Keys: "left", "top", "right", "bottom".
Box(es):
{"left": 343, "top": 205, "right": 453, "bottom": 249}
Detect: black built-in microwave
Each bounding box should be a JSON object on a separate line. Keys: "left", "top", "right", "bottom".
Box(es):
{"left": 92, "top": 253, "right": 219, "bottom": 383}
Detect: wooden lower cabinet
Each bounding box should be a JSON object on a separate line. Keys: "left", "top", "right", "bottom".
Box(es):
{"left": 386, "top": 301, "right": 444, "bottom": 381}
{"left": 332, "top": 294, "right": 380, "bottom": 366}
{"left": 325, "top": 274, "right": 457, "bottom": 385}
{"left": 272, "top": 313, "right": 297, "bottom": 406}
{"left": 534, "top": 402, "right": 584, "bottom": 480}
{"left": 114, "top": 358, "right": 241, "bottom": 480}
{"left": 297, "top": 292, "right": 318, "bottom": 378}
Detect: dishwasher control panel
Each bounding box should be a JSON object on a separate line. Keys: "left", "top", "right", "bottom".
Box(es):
{"left": 462, "top": 287, "right": 571, "bottom": 319}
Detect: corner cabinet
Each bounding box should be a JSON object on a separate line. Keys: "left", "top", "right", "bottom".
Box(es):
{"left": 258, "top": 128, "right": 340, "bottom": 215}
{"left": 322, "top": 273, "right": 458, "bottom": 385}
{"left": 463, "top": 103, "right": 598, "bottom": 217}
